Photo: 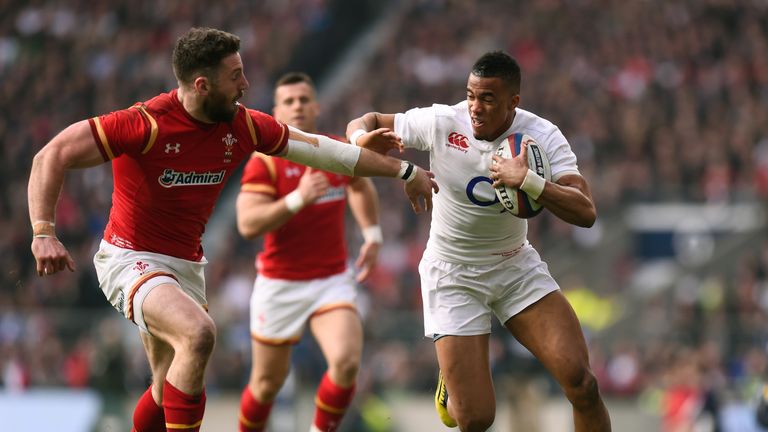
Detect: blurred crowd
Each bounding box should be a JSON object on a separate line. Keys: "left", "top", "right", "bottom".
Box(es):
{"left": 2, "top": 0, "right": 768, "bottom": 430}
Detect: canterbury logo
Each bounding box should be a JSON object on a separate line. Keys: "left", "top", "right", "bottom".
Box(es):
{"left": 447, "top": 132, "right": 469, "bottom": 152}
{"left": 165, "top": 143, "right": 181, "bottom": 153}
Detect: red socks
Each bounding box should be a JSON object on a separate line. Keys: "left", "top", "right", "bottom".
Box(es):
{"left": 312, "top": 373, "right": 356, "bottom": 432}
{"left": 162, "top": 379, "right": 206, "bottom": 431}
{"left": 132, "top": 385, "right": 165, "bottom": 432}
{"left": 238, "top": 386, "right": 274, "bottom": 432}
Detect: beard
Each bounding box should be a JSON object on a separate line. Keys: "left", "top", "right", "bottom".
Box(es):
{"left": 203, "top": 88, "right": 238, "bottom": 123}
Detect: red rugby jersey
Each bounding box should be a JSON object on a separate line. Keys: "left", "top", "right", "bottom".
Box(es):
{"left": 88, "top": 89, "right": 289, "bottom": 261}
{"left": 240, "top": 144, "right": 351, "bottom": 281}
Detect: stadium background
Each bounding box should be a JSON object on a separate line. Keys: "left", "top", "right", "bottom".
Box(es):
{"left": 1, "top": 0, "right": 768, "bottom": 430}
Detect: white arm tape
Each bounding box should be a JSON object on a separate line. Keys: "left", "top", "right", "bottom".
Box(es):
{"left": 349, "top": 129, "right": 367, "bottom": 147}
{"left": 284, "top": 190, "right": 305, "bottom": 214}
{"left": 284, "top": 125, "right": 362, "bottom": 176}
{"left": 520, "top": 169, "right": 546, "bottom": 200}
{"left": 362, "top": 225, "right": 383, "bottom": 244}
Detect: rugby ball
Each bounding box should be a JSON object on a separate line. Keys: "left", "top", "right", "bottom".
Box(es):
{"left": 494, "top": 133, "right": 551, "bottom": 218}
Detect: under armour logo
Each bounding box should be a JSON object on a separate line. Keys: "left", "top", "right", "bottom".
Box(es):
{"left": 286, "top": 167, "right": 301, "bottom": 178}
{"left": 165, "top": 143, "right": 181, "bottom": 153}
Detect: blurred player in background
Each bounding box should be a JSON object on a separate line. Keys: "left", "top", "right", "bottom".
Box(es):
{"left": 28, "top": 27, "right": 436, "bottom": 432}
{"left": 235, "top": 72, "right": 381, "bottom": 432}
{"left": 346, "top": 51, "right": 611, "bottom": 431}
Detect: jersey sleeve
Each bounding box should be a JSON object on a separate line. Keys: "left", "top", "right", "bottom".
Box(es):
{"left": 542, "top": 127, "right": 580, "bottom": 181}
{"left": 393, "top": 105, "right": 436, "bottom": 151}
{"left": 245, "top": 109, "right": 289, "bottom": 156}
{"left": 88, "top": 107, "right": 151, "bottom": 160}
{"left": 240, "top": 153, "right": 278, "bottom": 197}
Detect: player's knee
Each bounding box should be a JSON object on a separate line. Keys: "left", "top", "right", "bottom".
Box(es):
{"left": 250, "top": 370, "right": 289, "bottom": 401}
{"left": 452, "top": 397, "right": 495, "bottom": 432}
{"left": 455, "top": 410, "right": 495, "bottom": 432}
{"left": 182, "top": 317, "right": 216, "bottom": 358}
{"left": 250, "top": 380, "right": 282, "bottom": 401}
{"left": 563, "top": 368, "right": 601, "bottom": 409}
{"left": 328, "top": 356, "right": 360, "bottom": 384}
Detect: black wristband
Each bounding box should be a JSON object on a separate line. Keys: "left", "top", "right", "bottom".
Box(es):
{"left": 401, "top": 162, "right": 414, "bottom": 180}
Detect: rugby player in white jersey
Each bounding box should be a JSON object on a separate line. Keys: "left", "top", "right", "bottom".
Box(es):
{"left": 346, "top": 51, "right": 611, "bottom": 432}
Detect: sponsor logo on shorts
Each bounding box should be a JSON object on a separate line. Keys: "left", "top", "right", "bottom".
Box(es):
{"left": 158, "top": 169, "right": 226, "bottom": 188}
{"left": 117, "top": 290, "right": 125, "bottom": 314}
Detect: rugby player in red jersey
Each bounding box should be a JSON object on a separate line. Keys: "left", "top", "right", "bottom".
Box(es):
{"left": 236, "top": 72, "right": 381, "bottom": 432}
{"left": 28, "top": 27, "right": 436, "bottom": 432}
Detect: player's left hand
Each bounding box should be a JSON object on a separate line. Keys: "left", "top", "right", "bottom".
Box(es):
{"left": 490, "top": 142, "right": 528, "bottom": 188}
{"left": 355, "top": 241, "right": 380, "bottom": 282}
{"left": 356, "top": 128, "right": 404, "bottom": 155}
{"left": 405, "top": 168, "right": 439, "bottom": 214}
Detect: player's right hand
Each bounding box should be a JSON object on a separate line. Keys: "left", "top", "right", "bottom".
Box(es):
{"left": 297, "top": 167, "right": 330, "bottom": 203}
{"left": 31, "top": 237, "right": 76, "bottom": 276}
{"left": 356, "top": 128, "right": 404, "bottom": 155}
{"left": 405, "top": 168, "right": 439, "bottom": 214}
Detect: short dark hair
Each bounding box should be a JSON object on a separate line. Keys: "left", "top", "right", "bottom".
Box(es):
{"left": 471, "top": 51, "right": 521, "bottom": 94}
{"left": 275, "top": 72, "right": 315, "bottom": 89}
{"left": 172, "top": 27, "right": 240, "bottom": 84}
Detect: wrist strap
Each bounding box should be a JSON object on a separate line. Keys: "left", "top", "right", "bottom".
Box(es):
{"left": 284, "top": 190, "right": 305, "bottom": 214}
{"left": 362, "top": 225, "right": 383, "bottom": 244}
{"left": 398, "top": 160, "right": 418, "bottom": 183}
{"left": 32, "top": 221, "right": 56, "bottom": 238}
{"left": 519, "top": 169, "right": 546, "bottom": 200}
{"left": 349, "top": 129, "right": 367, "bottom": 146}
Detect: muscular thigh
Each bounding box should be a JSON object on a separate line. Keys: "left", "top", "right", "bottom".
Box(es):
{"left": 310, "top": 307, "right": 362, "bottom": 364}
{"left": 435, "top": 335, "right": 495, "bottom": 412}
{"left": 93, "top": 240, "right": 208, "bottom": 334}
{"left": 504, "top": 291, "right": 590, "bottom": 386}
{"left": 142, "top": 282, "right": 212, "bottom": 346}
{"left": 250, "top": 340, "right": 292, "bottom": 382}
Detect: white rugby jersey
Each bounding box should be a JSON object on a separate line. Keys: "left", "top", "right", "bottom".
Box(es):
{"left": 395, "top": 101, "right": 580, "bottom": 264}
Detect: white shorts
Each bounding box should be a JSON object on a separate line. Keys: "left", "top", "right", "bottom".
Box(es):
{"left": 419, "top": 244, "right": 559, "bottom": 338}
{"left": 250, "top": 268, "right": 358, "bottom": 345}
{"left": 93, "top": 240, "right": 207, "bottom": 333}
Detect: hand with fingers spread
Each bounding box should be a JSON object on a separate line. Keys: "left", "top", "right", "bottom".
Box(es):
{"left": 354, "top": 128, "right": 404, "bottom": 155}
{"left": 405, "top": 169, "right": 439, "bottom": 214}
{"left": 489, "top": 141, "right": 529, "bottom": 189}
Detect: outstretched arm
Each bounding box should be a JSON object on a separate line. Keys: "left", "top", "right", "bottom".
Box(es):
{"left": 346, "top": 113, "right": 402, "bottom": 155}
{"left": 28, "top": 120, "right": 107, "bottom": 275}
{"left": 347, "top": 176, "right": 381, "bottom": 282}
{"left": 347, "top": 112, "right": 438, "bottom": 213}
{"left": 276, "top": 126, "right": 438, "bottom": 213}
